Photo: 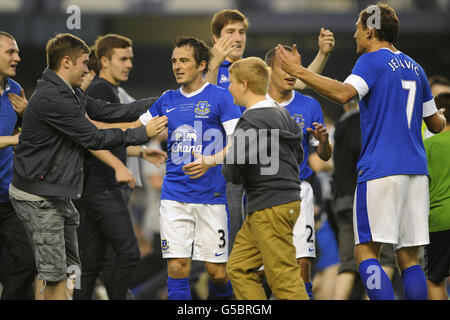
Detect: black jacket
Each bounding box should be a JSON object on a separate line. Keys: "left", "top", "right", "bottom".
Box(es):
{"left": 332, "top": 109, "right": 361, "bottom": 213}
{"left": 84, "top": 77, "right": 127, "bottom": 190}
{"left": 222, "top": 102, "right": 303, "bottom": 215}
{"left": 12, "top": 68, "right": 156, "bottom": 199}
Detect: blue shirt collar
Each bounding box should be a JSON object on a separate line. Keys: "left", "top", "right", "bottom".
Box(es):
{"left": 221, "top": 60, "right": 233, "bottom": 67}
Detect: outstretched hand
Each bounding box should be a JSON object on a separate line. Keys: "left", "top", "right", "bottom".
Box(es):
{"left": 306, "top": 122, "right": 329, "bottom": 143}
{"left": 146, "top": 115, "right": 168, "bottom": 138}
{"left": 276, "top": 44, "right": 303, "bottom": 77}
{"left": 142, "top": 147, "right": 167, "bottom": 168}
{"left": 182, "top": 151, "right": 216, "bottom": 179}
{"left": 318, "top": 27, "right": 335, "bottom": 55}
{"left": 211, "top": 35, "right": 236, "bottom": 64}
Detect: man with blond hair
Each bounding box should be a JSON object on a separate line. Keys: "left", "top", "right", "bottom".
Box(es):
{"left": 223, "top": 57, "right": 308, "bottom": 300}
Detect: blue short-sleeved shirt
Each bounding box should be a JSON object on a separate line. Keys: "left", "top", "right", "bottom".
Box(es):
{"left": 139, "top": 82, "right": 241, "bottom": 204}
{"left": 344, "top": 48, "right": 437, "bottom": 183}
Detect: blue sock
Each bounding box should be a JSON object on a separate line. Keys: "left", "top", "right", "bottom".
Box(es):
{"left": 401, "top": 265, "right": 427, "bottom": 300}
{"left": 358, "top": 258, "right": 394, "bottom": 300}
{"left": 304, "top": 282, "right": 314, "bottom": 300}
{"left": 167, "top": 277, "right": 191, "bottom": 300}
{"left": 208, "top": 279, "right": 233, "bottom": 300}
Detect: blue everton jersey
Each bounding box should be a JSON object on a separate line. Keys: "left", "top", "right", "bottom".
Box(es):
{"left": 216, "top": 60, "right": 247, "bottom": 114}
{"left": 267, "top": 91, "right": 324, "bottom": 180}
{"left": 0, "top": 78, "right": 21, "bottom": 202}
{"left": 344, "top": 48, "right": 436, "bottom": 183}
{"left": 140, "top": 82, "right": 241, "bottom": 204}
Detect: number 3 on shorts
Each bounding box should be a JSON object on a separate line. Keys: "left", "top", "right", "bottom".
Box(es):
{"left": 218, "top": 229, "right": 226, "bottom": 248}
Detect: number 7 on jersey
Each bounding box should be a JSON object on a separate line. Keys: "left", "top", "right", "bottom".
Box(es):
{"left": 401, "top": 80, "right": 416, "bottom": 129}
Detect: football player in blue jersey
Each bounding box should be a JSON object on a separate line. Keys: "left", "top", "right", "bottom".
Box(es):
{"left": 265, "top": 45, "right": 332, "bottom": 299}
{"left": 137, "top": 36, "right": 241, "bottom": 300}
{"left": 276, "top": 3, "right": 446, "bottom": 300}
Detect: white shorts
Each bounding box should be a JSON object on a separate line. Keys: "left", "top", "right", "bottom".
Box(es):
{"left": 353, "top": 175, "right": 430, "bottom": 251}
{"left": 293, "top": 181, "right": 316, "bottom": 259}
{"left": 159, "top": 200, "right": 229, "bottom": 263}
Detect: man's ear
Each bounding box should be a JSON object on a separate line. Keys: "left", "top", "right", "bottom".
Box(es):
{"left": 61, "top": 56, "right": 71, "bottom": 70}
{"left": 212, "top": 34, "right": 219, "bottom": 44}
{"left": 241, "top": 79, "right": 248, "bottom": 91}
{"left": 100, "top": 56, "right": 109, "bottom": 69}
{"left": 366, "top": 27, "right": 376, "bottom": 40}
{"left": 199, "top": 60, "right": 207, "bottom": 73}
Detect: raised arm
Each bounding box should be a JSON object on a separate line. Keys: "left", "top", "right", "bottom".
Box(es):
{"left": 277, "top": 44, "right": 357, "bottom": 105}
{"left": 294, "top": 28, "right": 335, "bottom": 91}
{"left": 205, "top": 35, "right": 235, "bottom": 84}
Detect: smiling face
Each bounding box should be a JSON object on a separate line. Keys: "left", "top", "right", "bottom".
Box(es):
{"left": 0, "top": 35, "right": 20, "bottom": 82}
{"left": 214, "top": 21, "right": 246, "bottom": 62}
{"left": 171, "top": 45, "right": 206, "bottom": 88}
{"left": 269, "top": 54, "right": 296, "bottom": 95}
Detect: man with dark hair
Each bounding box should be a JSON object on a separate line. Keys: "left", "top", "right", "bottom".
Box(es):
{"left": 424, "top": 92, "right": 450, "bottom": 300}
{"left": 73, "top": 34, "right": 166, "bottom": 300}
{"left": 277, "top": 3, "right": 446, "bottom": 300}
{"left": 136, "top": 36, "right": 241, "bottom": 300}
{"left": 0, "top": 30, "right": 36, "bottom": 299}
{"left": 9, "top": 33, "right": 167, "bottom": 300}
{"left": 428, "top": 75, "right": 450, "bottom": 96}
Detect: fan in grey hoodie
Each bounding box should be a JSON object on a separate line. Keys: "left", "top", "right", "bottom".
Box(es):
{"left": 222, "top": 100, "right": 304, "bottom": 215}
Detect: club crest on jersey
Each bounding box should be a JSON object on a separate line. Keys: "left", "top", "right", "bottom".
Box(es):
{"left": 194, "top": 101, "right": 210, "bottom": 116}
{"left": 161, "top": 239, "right": 169, "bottom": 252}
{"left": 292, "top": 114, "right": 305, "bottom": 128}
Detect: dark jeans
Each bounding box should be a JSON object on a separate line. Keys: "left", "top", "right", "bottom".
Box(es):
{"left": 0, "top": 201, "right": 36, "bottom": 299}
{"left": 72, "top": 187, "right": 140, "bottom": 300}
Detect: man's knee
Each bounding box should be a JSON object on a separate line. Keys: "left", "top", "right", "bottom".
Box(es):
{"left": 354, "top": 242, "right": 382, "bottom": 266}
{"left": 168, "top": 258, "right": 190, "bottom": 278}
{"left": 395, "top": 246, "right": 420, "bottom": 271}
{"left": 206, "top": 263, "right": 228, "bottom": 285}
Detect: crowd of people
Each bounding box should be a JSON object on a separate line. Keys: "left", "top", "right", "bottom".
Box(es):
{"left": 0, "top": 3, "right": 449, "bottom": 300}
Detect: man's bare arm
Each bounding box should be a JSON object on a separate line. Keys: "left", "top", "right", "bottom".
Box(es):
{"left": 294, "top": 28, "right": 335, "bottom": 90}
